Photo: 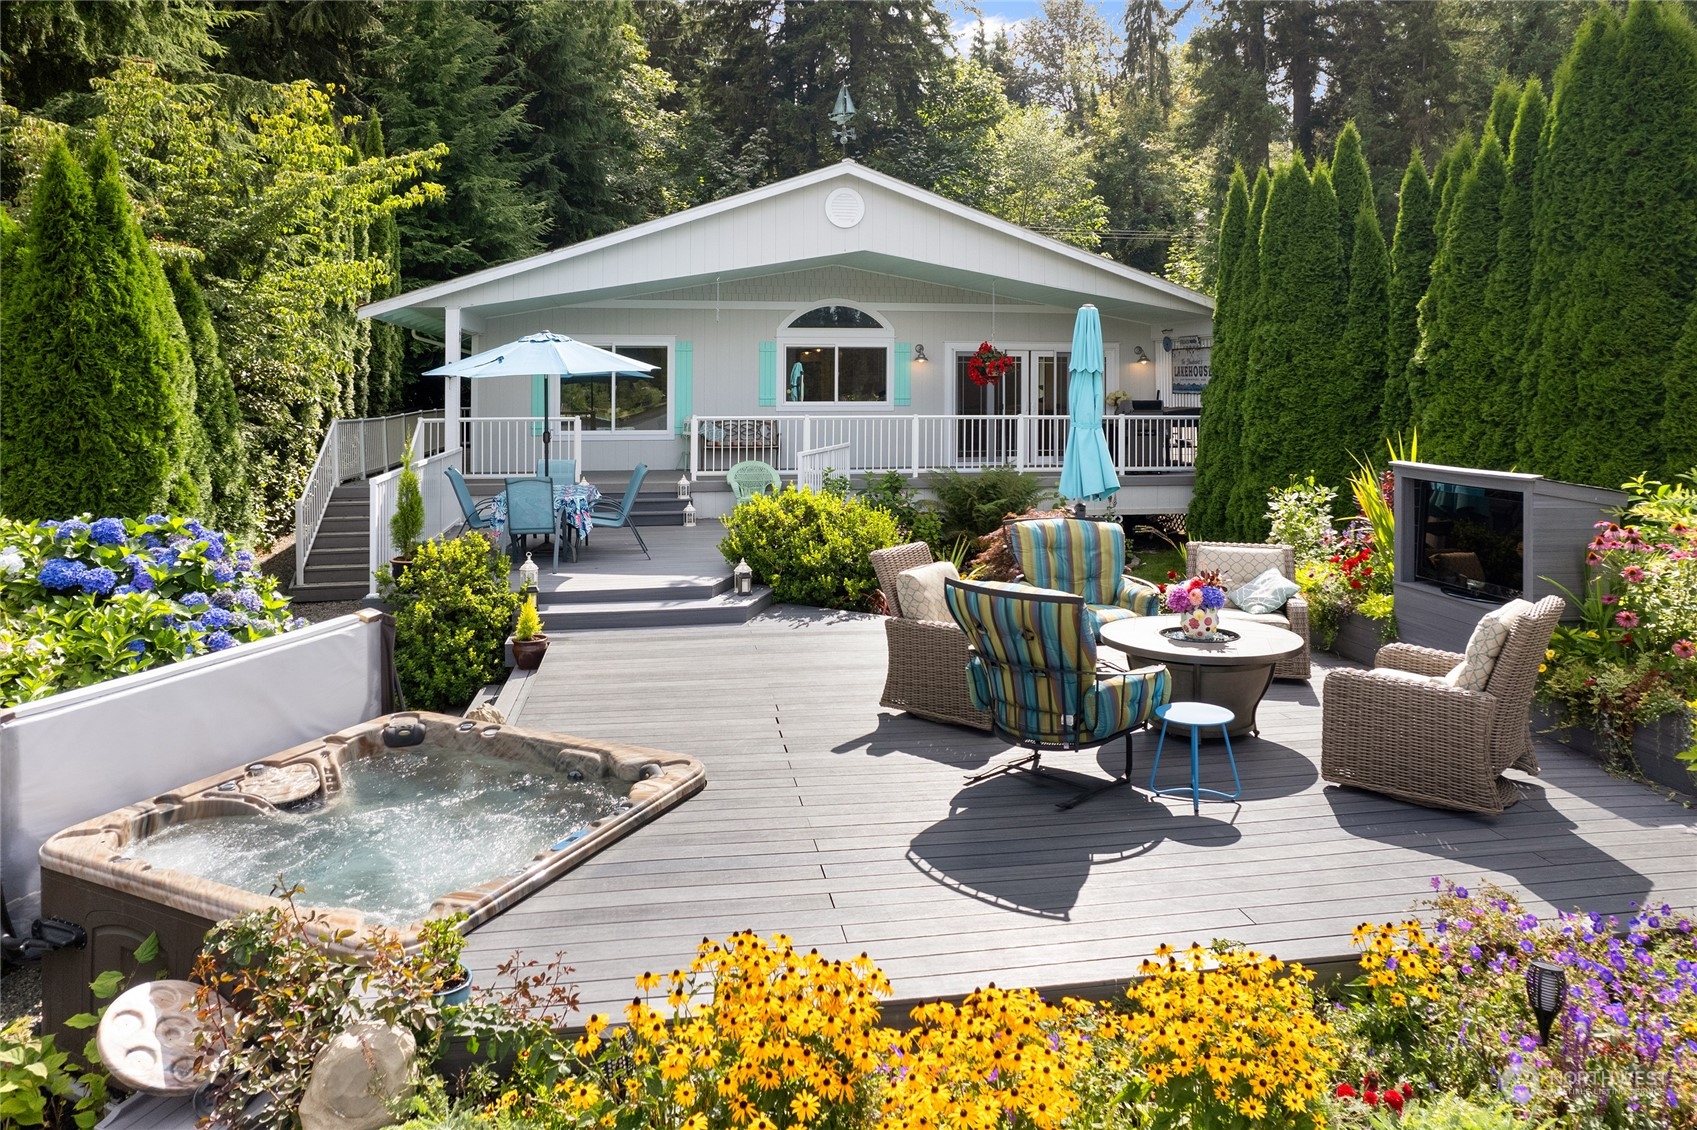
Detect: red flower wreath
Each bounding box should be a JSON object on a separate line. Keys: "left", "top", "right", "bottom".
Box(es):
{"left": 966, "top": 341, "right": 1014, "bottom": 387}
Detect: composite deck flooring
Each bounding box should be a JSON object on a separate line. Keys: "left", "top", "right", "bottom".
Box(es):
{"left": 468, "top": 607, "right": 1697, "bottom": 1018}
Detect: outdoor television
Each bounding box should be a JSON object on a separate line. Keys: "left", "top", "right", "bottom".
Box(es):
{"left": 1411, "top": 479, "right": 1527, "bottom": 602}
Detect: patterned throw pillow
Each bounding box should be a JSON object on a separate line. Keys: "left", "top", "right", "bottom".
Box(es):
{"left": 896, "top": 561, "right": 960, "bottom": 624}
{"left": 1443, "top": 599, "right": 1534, "bottom": 691}
{"left": 1225, "top": 567, "right": 1301, "bottom": 615}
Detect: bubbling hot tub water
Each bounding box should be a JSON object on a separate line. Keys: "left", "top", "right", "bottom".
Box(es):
{"left": 131, "top": 749, "right": 629, "bottom": 926}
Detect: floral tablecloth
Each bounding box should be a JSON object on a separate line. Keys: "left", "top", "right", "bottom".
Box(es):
{"left": 490, "top": 482, "right": 602, "bottom": 540}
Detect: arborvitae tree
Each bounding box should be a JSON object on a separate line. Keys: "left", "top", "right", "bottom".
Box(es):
{"left": 1527, "top": 1, "right": 1697, "bottom": 485}
{"left": 1222, "top": 167, "right": 1271, "bottom": 540}
{"left": 1487, "top": 78, "right": 1549, "bottom": 467}
{"left": 1382, "top": 152, "right": 1434, "bottom": 438}
{"left": 1485, "top": 78, "right": 1522, "bottom": 150}
{"left": 167, "top": 259, "right": 253, "bottom": 538}
{"left": 363, "top": 115, "right": 407, "bottom": 416}
{"left": 1431, "top": 132, "right": 1475, "bottom": 242}
{"left": 1188, "top": 166, "right": 1251, "bottom": 540}
{"left": 1415, "top": 133, "right": 1509, "bottom": 466}
{"left": 1238, "top": 158, "right": 1347, "bottom": 534}
{"left": 1330, "top": 121, "right": 1373, "bottom": 281}
{"left": 1664, "top": 301, "right": 1697, "bottom": 475}
{"left": 1337, "top": 203, "right": 1390, "bottom": 464}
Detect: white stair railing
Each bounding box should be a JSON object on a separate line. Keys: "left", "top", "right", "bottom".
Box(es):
{"left": 294, "top": 411, "right": 441, "bottom": 587}
{"left": 367, "top": 418, "right": 459, "bottom": 597}
{"left": 796, "top": 442, "right": 851, "bottom": 493}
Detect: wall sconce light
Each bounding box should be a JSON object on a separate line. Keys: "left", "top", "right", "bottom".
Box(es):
{"left": 677, "top": 474, "right": 692, "bottom": 500}
{"left": 518, "top": 552, "right": 540, "bottom": 593}
{"left": 733, "top": 557, "right": 754, "bottom": 595}
{"left": 1525, "top": 961, "right": 1567, "bottom": 1044}
{"left": 683, "top": 501, "right": 697, "bottom": 528}
{"left": 1133, "top": 346, "right": 1151, "bottom": 364}
{"left": 913, "top": 344, "right": 928, "bottom": 363}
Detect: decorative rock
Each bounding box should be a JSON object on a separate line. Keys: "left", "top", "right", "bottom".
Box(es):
{"left": 97, "top": 979, "right": 225, "bottom": 1095}
{"left": 298, "top": 1021, "right": 417, "bottom": 1130}
{"left": 464, "top": 703, "right": 506, "bottom": 725}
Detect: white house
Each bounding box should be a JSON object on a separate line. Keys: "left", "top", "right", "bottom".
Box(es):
{"left": 359, "top": 160, "right": 1213, "bottom": 516}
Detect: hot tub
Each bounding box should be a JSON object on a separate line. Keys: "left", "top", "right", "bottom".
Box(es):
{"left": 37, "top": 711, "right": 704, "bottom": 1031}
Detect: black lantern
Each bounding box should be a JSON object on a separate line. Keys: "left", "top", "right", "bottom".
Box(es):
{"left": 1525, "top": 960, "right": 1567, "bottom": 1044}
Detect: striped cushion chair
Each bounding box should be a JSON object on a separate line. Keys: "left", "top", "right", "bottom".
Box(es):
{"left": 1005, "top": 517, "right": 1162, "bottom": 637}
{"left": 944, "top": 577, "right": 1170, "bottom": 809}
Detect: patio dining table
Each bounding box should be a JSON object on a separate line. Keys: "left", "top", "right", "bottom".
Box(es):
{"left": 490, "top": 481, "right": 602, "bottom": 561}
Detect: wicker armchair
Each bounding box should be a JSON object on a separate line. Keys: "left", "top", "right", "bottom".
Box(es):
{"left": 1320, "top": 596, "right": 1563, "bottom": 814}
{"left": 1185, "top": 542, "right": 1311, "bottom": 680}
{"left": 871, "top": 542, "right": 992, "bottom": 731}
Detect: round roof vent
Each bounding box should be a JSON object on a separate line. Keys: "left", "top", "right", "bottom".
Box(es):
{"left": 824, "top": 187, "right": 865, "bottom": 229}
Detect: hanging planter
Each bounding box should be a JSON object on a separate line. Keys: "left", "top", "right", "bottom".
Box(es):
{"left": 966, "top": 341, "right": 1015, "bottom": 387}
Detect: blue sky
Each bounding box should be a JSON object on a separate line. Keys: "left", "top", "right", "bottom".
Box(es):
{"left": 940, "top": 1, "right": 1207, "bottom": 54}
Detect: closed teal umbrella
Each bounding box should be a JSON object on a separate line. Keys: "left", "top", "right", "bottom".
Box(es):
{"left": 1059, "top": 304, "right": 1121, "bottom": 503}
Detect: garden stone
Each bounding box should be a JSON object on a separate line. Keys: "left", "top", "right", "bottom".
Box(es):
{"left": 465, "top": 703, "right": 507, "bottom": 725}
{"left": 298, "top": 1021, "right": 416, "bottom": 1130}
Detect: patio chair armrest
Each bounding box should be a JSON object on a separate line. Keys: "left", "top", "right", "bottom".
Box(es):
{"left": 474, "top": 498, "right": 498, "bottom": 516}
{"left": 1376, "top": 642, "right": 1463, "bottom": 677}
{"left": 1321, "top": 668, "right": 1506, "bottom": 813}
{"left": 1111, "top": 574, "right": 1162, "bottom": 616}
{"left": 1282, "top": 592, "right": 1310, "bottom": 643}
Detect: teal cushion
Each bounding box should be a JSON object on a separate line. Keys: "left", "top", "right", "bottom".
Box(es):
{"left": 1226, "top": 567, "right": 1300, "bottom": 615}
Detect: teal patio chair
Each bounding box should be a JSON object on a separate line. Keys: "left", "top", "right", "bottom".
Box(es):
{"left": 728, "top": 460, "right": 781, "bottom": 504}
{"left": 446, "top": 467, "right": 496, "bottom": 533}
{"left": 536, "top": 457, "right": 578, "bottom": 484}
{"left": 943, "top": 577, "right": 1170, "bottom": 809}
{"left": 1005, "top": 517, "right": 1161, "bottom": 637}
{"left": 589, "top": 464, "right": 649, "bottom": 558}
{"left": 504, "top": 476, "right": 559, "bottom": 570}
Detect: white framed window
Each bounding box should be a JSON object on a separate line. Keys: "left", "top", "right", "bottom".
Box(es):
{"left": 563, "top": 338, "right": 673, "bottom": 433}
{"left": 777, "top": 303, "right": 893, "bottom": 409}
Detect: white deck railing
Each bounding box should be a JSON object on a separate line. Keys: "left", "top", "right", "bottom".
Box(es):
{"left": 687, "top": 413, "right": 1199, "bottom": 480}
{"left": 796, "top": 442, "right": 852, "bottom": 493}
{"left": 367, "top": 418, "right": 457, "bottom": 596}
{"left": 459, "top": 416, "right": 584, "bottom": 479}
{"left": 295, "top": 410, "right": 438, "bottom": 587}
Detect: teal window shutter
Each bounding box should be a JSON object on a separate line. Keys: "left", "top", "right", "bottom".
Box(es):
{"left": 894, "top": 342, "right": 912, "bottom": 407}
{"left": 758, "top": 341, "right": 777, "bottom": 407}
{"left": 530, "top": 374, "right": 546, "bottom": 436}
{"left": 673, "top": 342, "right": 694, "bottom": 434}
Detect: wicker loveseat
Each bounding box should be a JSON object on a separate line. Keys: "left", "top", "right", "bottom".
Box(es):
{"left": 1319, "top": 595, "right": 1563, "bottom": 815}
{"left": 871, "top": 542, "right": 992, "bottom": 731}
{"left": 1185, "top": 542, "right": 1312, "bottom": 680}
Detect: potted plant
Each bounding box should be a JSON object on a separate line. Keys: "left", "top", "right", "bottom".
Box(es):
{"left": 510, "top": 595, "right": 549, "bottom": 670}
{"left": 418, "top": 914, "right": 472, "bottom": 1008}
{"left": 390, "top": 436, "right": 425, "bottom": 582}
{"left": 1105, "top": 390, "right": 1130, "bottom": 414}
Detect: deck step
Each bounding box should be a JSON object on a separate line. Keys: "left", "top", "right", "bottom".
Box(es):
{"left": 303, "top": 563, "right": 370, "bottom": 586}
{"left": 309, "top": 530, "right": 367, "bottom": 550}
{"left": 302, "top": 546, "right": 367, "bottom": 566}
{"left": 535, "top": 575, "right": 730, "bottom": 605}
{"left": 287, "top": 581, "right": 371, "bottom": 603}
{"left": 535, "top": 587, "right": 772, "bottom": 631}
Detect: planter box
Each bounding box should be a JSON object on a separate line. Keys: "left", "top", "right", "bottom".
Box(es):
{"left": 1532, "top": 702, "right": 1696, "bottom": 796}
{"left": 1325, "top": 611, "right": 1390, "bottom": 666}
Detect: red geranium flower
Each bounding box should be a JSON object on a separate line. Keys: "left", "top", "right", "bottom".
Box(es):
{"left": 1384, "top": 1089, "right": 1405, "bottom": 1113}
{"left": 1335, "top": 1083, "right": 1357, "bottom": 1099}
{"left": 1364, "top": 1089, "right": 1379, "bottom": 1106}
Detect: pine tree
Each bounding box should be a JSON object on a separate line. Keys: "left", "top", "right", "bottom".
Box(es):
{"left": 1485, "top": 78, "right": 1522, "bottom": 150}
{"left": 1188, "top": 166, "right": 1251, "bottom": 540}
{"left": 167, "top": 259, "right": 253, "bottom": 538}
{"left": 1415, "top": 133, "right": 1509, "bottom": 466}
{"left": 1330, "top": 121, "right": 1373, "bottom": 281}
{"left": 1337, "top": 202, "right": 1390, "bottom": 463}
{"left": 1487, "top": 78, "right": 1549, "bottom": 467}
{"left": 1224, "top": 166, "right": 1272, "bottom": 538}
{"left": 1664, "top": 301, "right": 1697, "bottom": 475}
{"left": 1526, "top": 1, "right": 1697, "bottom": 485}
{"left": 363, "top": 115, "right": 407, "bottom": 416}
{"left": 1431, "top": 132, "right": 1475, "bottom": 242}
{"left": 1382, "top": 151, "right": 1433, "bottom": 439}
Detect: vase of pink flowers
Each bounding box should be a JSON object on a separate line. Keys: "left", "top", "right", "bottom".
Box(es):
{"left": 1164, "top": 570, "right": 1228, "bottom": 639}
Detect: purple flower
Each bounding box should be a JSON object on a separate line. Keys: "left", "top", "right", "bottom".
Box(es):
{"left": 208, "top": 561, "right": 236, "bottom": 584}
{"left": 1199, "top": 584, "right": 1227, "bottom": 610}
{"left": 181, "top": 619, "right": 206, "bottom": 633}
{"left": 37, "top": 558, "right": 85, "bottom": 590}
{"left": 77, "top": 566, "right": 118, "bottom": 596}
{"left": 1456, "top": 887, "right": 1470, "bottom": 899}
{"left": 286, "top": 617, "right": 309, "bottom": 631}
{"left": 54, "top": 520, "right": 89, "bottom": 541}
{"left": 124, "top": 639, "right": 147, "bottom": 655}
{"left": 235, "top": 550, "right": 255, "bottom": 572}
{"left": 130, "top": 568, "right": 154, "bottom": 593}
{"left": 232, "top": 589, "right": 262, "bottom": 613}
{"left": 184, "top": 519, "right": 206, "bottom": 537}
{"left": 143, "top": 514, "right": 168, "bottom": 526}
{"left": 180, "top": 592, "right": 210, "bottom": 610}
{"left": 112, "top": 584, "right": 136, "bottom": 596}
{"left": 200, "top": 608, "right": 239, "bottom": 630}
{"left": 205, "top": 631, "right": 236, "bottom": 652}
{"left": 89, "top": 518, "right": 127, "bottom": 546}
{"left": 210, "top": 589, "right": 235, "bottom": 609}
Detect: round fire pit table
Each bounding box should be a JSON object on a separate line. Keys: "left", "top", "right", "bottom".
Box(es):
{"left": 1099, "top": 615, "right": 1303, "bottom": 738}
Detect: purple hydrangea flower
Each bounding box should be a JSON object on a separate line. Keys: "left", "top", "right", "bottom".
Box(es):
{"left": 143, "top": 514, "right": 168, "bottom": 526}
{"left": 124, "top": 639, "right": 147, "bottom": 654}
{"left": 130, "top": 568, "right": 155, "bottom": 593}
{"left": 200, "top": 607, "right": 238, "bottom": 630}
{"left": 1199, "top": 584, "right": 1227, "bottom": 611}
{"left": 184, "top": 519, "right": 206, "bottom": 538}
{"left": 181, "top": 618, "right": 206, "bottom": 633}
{"left": 150, "top": 546, "right": 179, "bottom": 567}
{"left": 113, "top": 584, "right": 137, "bottom": 597}
{"left": 233, "top": 589, "right": 263, "bottom": 613}
{"left": 235, "top": 550, "right": 255, "bottom": 571}
{"left": 55, "top": 520, "right": 89, "bottom": 541}
{"left": 286, "top": 617, "right": 310, "bottom": 631}
{"left": 77, "top": 566, "right": 118, "bottom": 596}
{"left": 205, "top": 631, "right": 236, "bottom": 652}
{"left": 139, "top": 534, "right": 162, "bottom": 550}
{"left": 208, "top": 561, "right": 236, "bottom": 584}
{"left": 89, "top": 518, "right": 127, "bottom": 546}
{"left": 37, "top": 558, "right": 85, "bottom": 590}
{"left": 180, "top": 592, "right": 210, "bottom": 610}
{"left": 210, "top": 589, "right": 235, "bottom": 609}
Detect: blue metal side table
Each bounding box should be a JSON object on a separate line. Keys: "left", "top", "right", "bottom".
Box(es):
{"left": 1148, "top": 701, "right": 1241, "bottom": 814}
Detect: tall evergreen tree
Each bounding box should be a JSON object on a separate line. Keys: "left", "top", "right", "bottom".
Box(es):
{"left": 1664, "top": 301, "right": 1697, "bottom": 475}
{"left": 1179, "top": 1, "right": 1278, "bottom": 197}
{"left": 1338, "top": 202, "right": 1390, "bottom": 460}
{"left": 1330, "top": 121, "right": 1373, "bottom": 281}
{"left": 1486, "top": 78, "right": 1549, "bottom": 467}
{"left": 1188, "top": 166, "right": 1252, "bottom": 540}
{"left": 167, "top": 260, "right": 252, "bottom": 538}
{"left": 1222, "top": 167, "right": 1271, "bottom": 540}
{"left": 1484, "top": 78, "right": 1522, "bottom": 150}
{"left": 1414, "top": 133, "right": 1509, "bottom": 466}
{"left": 1431, "top": 132, "right": 1475, "bottom": 242}
{"left": 361, "top": 115, "right": 407, "bottom": 417}
{"left": 1237, "top": 158, "right": 1346, "bottom": 534}
{"left": 1525, "top": 0, "right": 1697, "bottom": 486}
{"left": 1382, "top": 151, "right": 1434, "bottom": 439}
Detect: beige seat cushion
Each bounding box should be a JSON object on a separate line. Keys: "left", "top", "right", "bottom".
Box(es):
{"left": 896, "top": 561, "right": 960, "bottom": 624}
{"left": 1443, "top": 599, "right": 1534, "bottom": 691}
{"left": 1220, "top": 607, "right": 1292, "bottom": 631}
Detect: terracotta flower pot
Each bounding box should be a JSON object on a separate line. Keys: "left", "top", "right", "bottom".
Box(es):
{"left": 511, "top": 634, "right": 550, "bottom": 670}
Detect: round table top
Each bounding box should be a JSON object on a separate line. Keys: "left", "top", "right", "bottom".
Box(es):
{"left": 97, "top": 979, "right": 227, "bottom": 1095}
{"left": 1156, "top": 700, "right": 1236, "bottom": 727}
{"left": 1100, "top": 614, "right": 1303, "bottom": 665}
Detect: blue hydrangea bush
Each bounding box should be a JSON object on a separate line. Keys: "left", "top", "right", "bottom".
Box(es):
{"left": 0, "top": 515, "right": 300, "bottom": 706}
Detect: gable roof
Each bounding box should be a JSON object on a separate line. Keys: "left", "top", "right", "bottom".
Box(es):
{"left": 362, "top": 161, "right": 1213, "bottom": 334}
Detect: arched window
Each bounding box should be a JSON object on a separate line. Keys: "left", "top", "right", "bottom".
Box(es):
{"left": 786, "top": 304, "right": 884, "bottom": 330}
{"left": 777, "top": 303, "right": 892, "bottom": 407}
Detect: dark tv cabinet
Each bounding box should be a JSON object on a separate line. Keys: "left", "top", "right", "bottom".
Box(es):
{"left": 1391, "top": 462, "right": 1625, "bottom": 654}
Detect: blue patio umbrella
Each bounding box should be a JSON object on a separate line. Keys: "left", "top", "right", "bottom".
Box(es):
{"left": 1058, "top": 304, "right": 1121, "bottom": 503}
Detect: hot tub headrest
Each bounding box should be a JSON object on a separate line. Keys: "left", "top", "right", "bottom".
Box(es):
{"left": 381, "top": 715, "right": 427, "bottom": 748}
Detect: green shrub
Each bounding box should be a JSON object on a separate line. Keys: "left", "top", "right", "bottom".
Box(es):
{"left": 860, "top": 470, "right": 943, "bottom": 550}
{"left": 384, "top": 532, "right": 518, "bottom": 711}
{"left": 718, "top": 487, "right": 903, "bottom": 611}
{"left": 390, "top": 436, "right": 426, "bottom": 558}
{"left": 927, "top": 465, "right": 1049, "bottom": 543}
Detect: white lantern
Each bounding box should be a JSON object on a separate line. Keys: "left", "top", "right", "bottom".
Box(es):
{"left": 518, "top": 552, "right": 540, "bottom": 592}
{"left": 683, "top": 501, "right": 697, "bottom": 528}
{"left": 677, "top": 475, "right": 692, "bottom": 500}
{"left": 733, "top": 557, "right": 753, "bottom": 595}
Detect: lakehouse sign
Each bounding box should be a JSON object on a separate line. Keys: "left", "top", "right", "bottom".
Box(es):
{"left": 1171, "top": 335, "right": 1212, "bottom": 395}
